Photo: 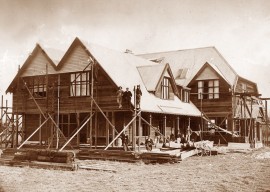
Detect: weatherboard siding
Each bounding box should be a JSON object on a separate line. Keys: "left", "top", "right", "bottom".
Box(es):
{"left": 60, "top": 44, "right": 90, "bottom": 73}
{"left": 21, "top": 48, "right": 56, "bottom": 77}
{"left": 189, "top": 77, "right": 232, "bottom": 116}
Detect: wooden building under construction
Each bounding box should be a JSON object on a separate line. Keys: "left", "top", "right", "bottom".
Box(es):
{"left": 5, "top": 37, "right": 202, "bottom": 150}
{"left": 140, "top": 47, "right": 268, "bottom": 145}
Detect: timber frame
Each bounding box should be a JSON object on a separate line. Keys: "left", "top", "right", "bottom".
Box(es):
{"left": 2, "top": 37, "right": 202, "bottom": 151}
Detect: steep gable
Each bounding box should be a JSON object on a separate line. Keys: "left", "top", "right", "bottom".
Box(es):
{"left": 188, "top": 62, "right": 230, "bottom": 87}
{"left": 195, "top": 66, "right": 219, "bottom": 81}
{"left": 137, "top": 63, "right": 179, "bottom": 98}
{"left": 6, "top": 44, "right": 58, "bottom": 93}
{"left": 137, "top": 64, "right": 166, "bottom": 92}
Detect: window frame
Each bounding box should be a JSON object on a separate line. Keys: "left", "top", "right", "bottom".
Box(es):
{"left": 161, "top": 77, "right": 170, "bottom": 100}
{"left": 198, "top": 80, "right": 219, "bottom": 100}
{"left": 26, "top": 76, "right": 47, "bottom": 99}
{"left": 70, "top": 71, "right": 91, "bottom": 97}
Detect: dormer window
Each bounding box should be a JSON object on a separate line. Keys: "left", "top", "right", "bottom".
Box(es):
{"left": 161, "top": 77, "right": 170, "bottom": 99}
{"left": 198, "top": 80, "right": 219, "bottom": 99}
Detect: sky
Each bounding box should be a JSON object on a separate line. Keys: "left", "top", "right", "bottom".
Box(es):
{"left": 0, "top": 0, "right": 270, "bottom": 105}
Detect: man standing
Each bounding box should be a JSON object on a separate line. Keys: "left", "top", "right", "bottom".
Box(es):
{"left": 135, "top": 85, "right": 142, "bottom": 109}
{"left": 145, "top": 136, "right": 154, "bottom": 151}
{"left": 123, "top": 87, "right": 132, "bottom": 108}
{"left": 116, "top": 86, "right": 124, "bottom": 108}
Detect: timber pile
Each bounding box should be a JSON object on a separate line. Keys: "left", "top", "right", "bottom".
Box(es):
{"left": 77, "top": 149, "right": 140, "bottom": 163}
{"left": 3, "top": 149, "right": 77, "bottom": 171}
{"left": 0, "top": 148, "right": 18, "bottom": 166}
{"left": 140, "top": 152, "right": 180, "bottom": 164}
{"left": 77, "top": 149, "right": 180, "bottom": 164}
{"left": 13, "top": 149, "right": 75, "bottom": 163}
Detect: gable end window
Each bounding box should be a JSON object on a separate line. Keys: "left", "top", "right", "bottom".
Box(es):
{"left": 198, "top": 80, "right": 219, "bottom": 99}
{"left": 70, "top": 71, "right": 91, "bottom": 97}
{"left": 161, "top": 77, "right": 170, "bottom": 99}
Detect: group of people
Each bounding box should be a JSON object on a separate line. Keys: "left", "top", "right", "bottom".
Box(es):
{"left": 116, "top": 85, "right": 142, "bottom": 109}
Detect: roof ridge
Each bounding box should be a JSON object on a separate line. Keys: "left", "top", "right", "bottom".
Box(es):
{"left": 137, "top": 46, "right": 216, "bottom": 56}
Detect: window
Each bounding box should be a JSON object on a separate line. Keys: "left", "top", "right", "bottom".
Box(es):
{"left": 161, "top": 77, "right": 170, "bottom": 99}
{"left": 70, "top": 71, "right": 91, "bottom": 96}
{"left": 198, "top": 80, "right": 219, "bottom": 99}
{"left": 183, "top": 90, "right": 190, "bottom": 103}
{"left": 26, "top": 76, "right": 47, "bottom": 98}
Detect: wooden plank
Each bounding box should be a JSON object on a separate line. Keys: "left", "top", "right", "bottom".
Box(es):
{"left": 228, "top": 142, "right": 250, "bottom": 150}
{"left": 180, "top": 149, "right": 199, "bottom": 160}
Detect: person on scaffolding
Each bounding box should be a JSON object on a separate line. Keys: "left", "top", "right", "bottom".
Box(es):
{"left": 116, "top": 86, "right": 124, "bottom": 108}
{"left": 135, "top": 85, "right": 142, "bottom": 109}
{"left": 145, "top": 135, "right": 154, "bottom": 151}
{"left": 123, "top": 87, "right": 132, "bottom": 109}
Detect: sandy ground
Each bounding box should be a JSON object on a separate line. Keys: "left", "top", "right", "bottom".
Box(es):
{"left": 0, "top": 147, "right": 270, "bottom": 192}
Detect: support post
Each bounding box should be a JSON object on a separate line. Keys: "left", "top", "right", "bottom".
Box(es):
{"left": 149, "top": 114, "right": 152, "bottom": 136}
{"left": 266, "top": 100, "right": 268, "bottom": 146}
{"left": 138, "top": 112, "right": 141, "bottom": 152}
{"left": 132, "top": 86, "right": 137, "bottom": 151}
{"left": 176, "top": 116, "right": 180, "bottom": 135}
{"left": 106, "top": 112, "right": 109, "bottom": 146}
{"left": 57, "top": 74, "right": 60, "bottom": 149}
{"left": 112, "top": 112, "right": 115, "bottom": 147}
{"left": 39, "top": 114, "right": 42, "bottom": 145}
{"left": 95, "top": 111, "right": 97, "bottom": 148}
{"left": 164, "top": 115, "right": 167, "bottom": 138}
{"left": 90, "top": 62, "right": 94, "bottom": 149}
{"left": 105, "top": 111, "right": 141, "bottom": 150}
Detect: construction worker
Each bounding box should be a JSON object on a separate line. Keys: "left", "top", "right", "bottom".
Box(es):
{"left": 116, "top": 86, "right": 124, "bottom": 108}
{"left": 123, "top": 88, "right": 132, "bottom": 108}
{"left": 145, "top": 136, "right": 154, "bottom": 151}
{"left": 136, "top": 85, "right": 142, "bottom": 109}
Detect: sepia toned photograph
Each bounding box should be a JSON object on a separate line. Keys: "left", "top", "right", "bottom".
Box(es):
{"left": 0, "top": 0, "right": 270, "bottom": 191}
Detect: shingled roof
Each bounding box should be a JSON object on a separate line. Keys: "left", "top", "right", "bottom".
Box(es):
{"left": 139, "top": 47, "right": 238, "bottom": 87}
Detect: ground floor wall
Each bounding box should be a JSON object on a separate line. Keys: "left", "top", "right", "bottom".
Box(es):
{"left": 21, "top": 111, "right": 201, "bottom": 148}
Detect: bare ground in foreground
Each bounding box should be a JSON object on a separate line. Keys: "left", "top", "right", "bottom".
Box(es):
{"left": 0, "top": 147, "right": 270, "bottom": 192}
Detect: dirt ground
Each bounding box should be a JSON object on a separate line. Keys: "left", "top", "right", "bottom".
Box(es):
{"left": 0, "top": 147, "right": 270, "bottom": 192}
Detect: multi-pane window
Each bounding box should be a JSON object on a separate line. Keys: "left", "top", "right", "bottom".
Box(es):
{"left": 161, "top": 77, "right": 170, "bottom": 99}
{"left": 198, "top": 80, "right": 219, "bottom": 99}
{"left": 70, "top": 71, "right": 91, "bottom": 96}
{"left": 26, "top": 76, "right": 47, "bottom": 98}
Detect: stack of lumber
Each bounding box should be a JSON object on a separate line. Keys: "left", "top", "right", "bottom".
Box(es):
{"left": 0, "top": 148, "right": 18, "bottom": 166}
{"left": 4, "top": 149, "right": 77, "bottom": 171}
{"left": 77, "top": 149, "right": 140, "bottom": 163}
{"left": 13, "top": 149, "right": 75, "bottom": 163}
{"left": 140, "top": 152, "right": 180, "bottom": 164}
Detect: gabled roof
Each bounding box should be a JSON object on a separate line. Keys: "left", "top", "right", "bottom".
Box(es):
{"left": 42, "top": 47, "right": 65, "bottom": 65}
{"left": 69, "top": 38, "right": 198, "bottom": 115}
{"left": 136, "top": 63, "right": 178, "bottom": 93}
{"left": 6, "top": 37, "right": 201, "bottom": 117}
{"left": 6, "top": 44, "right": 60, "bottom": 93}
{"left": 139, "top": 47, "right": 238, "bottom": 87}
{"left": 137, "top": 64, "right": 165, "bottom": 91}
{"left": 188, "top": 62, "right": 231, "bottom": 86}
